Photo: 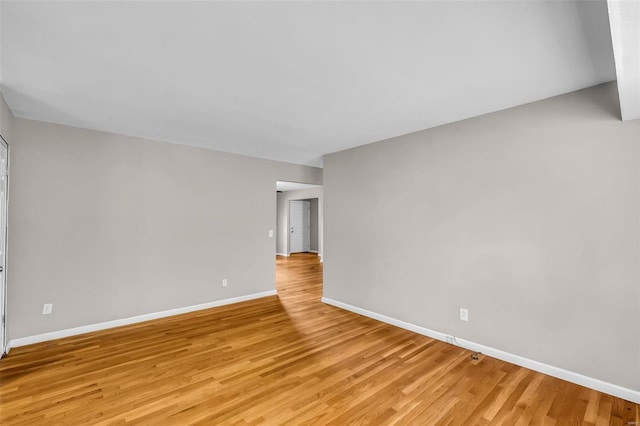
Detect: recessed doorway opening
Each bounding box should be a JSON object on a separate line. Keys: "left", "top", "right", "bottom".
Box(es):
{"left": 275, "top": 180, "right": 323, "bottom": 295}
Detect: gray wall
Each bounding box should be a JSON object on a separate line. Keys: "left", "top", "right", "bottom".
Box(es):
{"left": 309, "top": 198, "right": 319, "bottom": 252}
{"left": 276, "top": 187, "right": 323, "bottom": 258}
{"left": 323, "top": 82, "right": 640, "bottom": 391}
{"left": 276, "top": 192, "right": 285, "bottom": 254}
{"left": 7, "top": 117, "right": 321, "bottom": 340}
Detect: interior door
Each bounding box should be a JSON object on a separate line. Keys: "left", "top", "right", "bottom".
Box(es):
{"left": 0, "top": 138, "right": 7, "bottom": 356}
{"left": 289, "top": 200, "right": 310, "bottom": 253}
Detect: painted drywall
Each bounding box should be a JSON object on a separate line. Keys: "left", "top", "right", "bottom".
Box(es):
{"left": 607, "top": 0, "right": 640, "bottom": 121}
{"left": 276, "top": 192, "right": 285, "bottom": 255}
{"left": 309, "top": 198, "right": 319, "bottom": 252}
{"left": 7, "top": 118, "right": 321, "bottom": 340}
{"left": 2, "top": 1, "right": 616, "bottom": 166}
{"left": 323, "top": 82, "right": 640, "bottom": 391}
{"left": 276, "top": 187, "right": 323, "bottom": 258}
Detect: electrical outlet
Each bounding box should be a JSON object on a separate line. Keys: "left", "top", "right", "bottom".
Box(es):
{"left": 42, "top": 303, "right": 53, "bottom": 315}
{"left": 222, "top": 278, "right": 228, "bottom": 288}
{"left": 268, "top": 230, "right": 274, "bottom": 238}
{"left": 460, "top": 308, "right": 469, "bottom": 322}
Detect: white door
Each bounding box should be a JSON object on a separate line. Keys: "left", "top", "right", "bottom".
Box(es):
{"left": 289, "top": 200, "right": 310, "bottom": 253}
{"left": 0, "top": 139, "right": 7, "bottom": 356}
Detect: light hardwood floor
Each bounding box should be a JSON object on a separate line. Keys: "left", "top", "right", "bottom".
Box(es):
{"left": 0, "top": 253, "right": 638, "bottom": 424}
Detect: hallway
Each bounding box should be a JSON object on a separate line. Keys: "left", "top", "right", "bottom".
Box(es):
{"left": 276, "top": 253, "right": 323, "bottom": 305}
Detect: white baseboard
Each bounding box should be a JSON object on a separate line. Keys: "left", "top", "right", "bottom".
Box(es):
{"left": 7, "top": 290, "right": 278, "bottom": 351}
{"left": 309, "top": 250, "right": 319, "bottom": 254}
{"left": 321, "top": 297, "right": 640, "bottom": 404}
{"left": 276, "top": 253, "right": 289, "bottom": 257}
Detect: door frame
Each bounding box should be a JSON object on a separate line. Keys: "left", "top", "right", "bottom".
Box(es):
{"left": 0, "top": 135, "right": 9, "bottom": 357}
{"left": 288, "top": 200, "right": 310, "bottom": 254}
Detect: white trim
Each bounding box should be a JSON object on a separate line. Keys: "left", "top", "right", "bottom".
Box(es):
{"left": 321, "top": 297, "right": 640, "bottom": 404}
{"left": 321, "top": 297, "right": 449, "bottom": 341}
{"left": 276, "top": 253, "right": 290, "bottom": 257}
{"left": 8, "top": 290, "right": 277, "bottom": 350}
{"left": 309, "top": 250, "right": 319, "bottom": 254}
{"left": 0, "top": 137, "right": 8, "bottom": 358}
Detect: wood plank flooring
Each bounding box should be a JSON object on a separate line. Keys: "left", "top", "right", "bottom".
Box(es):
{"left": 0, "top": 253, "right": 638, "bottom": 424}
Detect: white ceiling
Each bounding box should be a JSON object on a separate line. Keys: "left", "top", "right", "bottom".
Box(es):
{"left": 1, "top": 1, "right": 617, "bottom": 167}
{"left": 276, "top": 181, "right": 320, "bottom": 192}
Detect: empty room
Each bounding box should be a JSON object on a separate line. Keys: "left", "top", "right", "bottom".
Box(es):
{"left": 0, "top": 0, "right": 639, "bottom": 424}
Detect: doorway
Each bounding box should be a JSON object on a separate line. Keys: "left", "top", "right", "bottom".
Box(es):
{"left": 289, "top": 200, "right": 310, "bottom": 253}
{"left": 275, "top": 180, "right": 323, "bottom": 296}
{"left": 0, "top": 137, "right": 8, "bottom": 356}
{"left": 275, "top": 181, "right": 322, "bottom": 259}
